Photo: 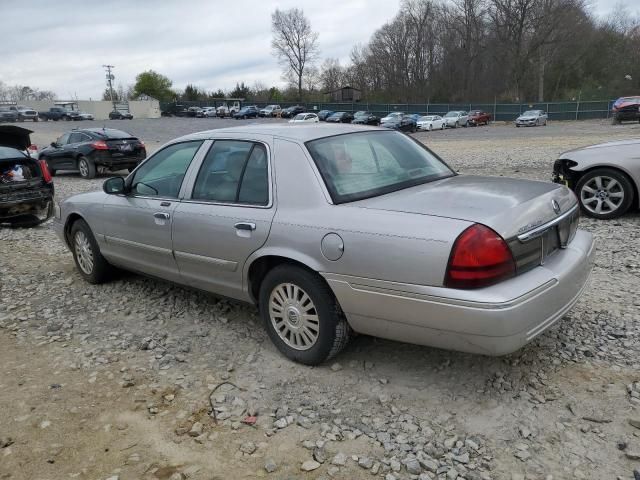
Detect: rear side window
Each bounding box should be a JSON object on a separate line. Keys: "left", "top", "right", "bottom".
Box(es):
{"left": 69, "top": 132, "right": 86, "bottom": 143}
{"left": 192, "top": 141, "right": 269, "bottom": 205}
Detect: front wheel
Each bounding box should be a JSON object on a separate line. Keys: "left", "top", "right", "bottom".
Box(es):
{"left": 259, "top": 265, "right": 351, "bottom": 365}
{"left": 70, "top": 219, "right": 115, "bottom": 284}
{"left": 78, "top": 156, "right": 96, "bottom": 179}
{"left": 455, "top": 121, "right": 459, "bottom": 128}
{"left": 576, "top": 168, "right": 634, "bottom": 219}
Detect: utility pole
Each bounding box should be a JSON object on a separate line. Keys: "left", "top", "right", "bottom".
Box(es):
{"left": 102, "top": 65, "right": 115, "bottom": 109}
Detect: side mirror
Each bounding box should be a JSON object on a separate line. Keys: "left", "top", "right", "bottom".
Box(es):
{"left": 103, "top": 176, "right": 126, "bottom": 195}
{"left": 50, "top": 142, "right": 58, "bottom": 148}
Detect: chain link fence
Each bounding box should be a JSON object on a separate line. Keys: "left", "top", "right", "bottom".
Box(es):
{"left": 161, "top": 99, "right": 616, "bottom": 121}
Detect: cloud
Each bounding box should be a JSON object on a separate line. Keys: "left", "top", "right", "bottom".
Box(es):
{"left": 0, "top": 0, "right": 635, "bottom": 99}
{"left": 0, "top": 0, "right": 399, "bottom": 98}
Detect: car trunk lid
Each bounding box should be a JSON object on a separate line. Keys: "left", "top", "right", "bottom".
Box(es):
{"left": 352, "top": 175, "right": 579, "bottom": 274}
{"left": 0, "top": 125, "right": 33, "bottom": 151}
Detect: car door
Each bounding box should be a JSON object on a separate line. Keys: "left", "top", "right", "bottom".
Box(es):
{"left": 172, "top": 139, "right": 275, "bottom": 299}
{"left": 100, "top": 140, "right": 205, "bottom": 282}
{"left": 47, "top": 132, "right": 75, "bottom": 170}
{"left": 65, "top": 132, "right": 90, "bottom": 167}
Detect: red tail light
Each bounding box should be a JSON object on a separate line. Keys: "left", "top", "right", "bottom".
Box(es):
{"left": 445, "top": 224, "right": 515, "bottom": 289}
{"left": 28, "top": 144, "right": 38, "bottom": 152}
{"left": 39, "top": 159, "right": 53, "bottom": 183}
{"left": 91, "top": 140, "right": 109, "bottom": 150}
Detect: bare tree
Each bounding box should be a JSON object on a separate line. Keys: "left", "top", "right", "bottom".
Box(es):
{"left": 319, "top": 58, "right": 345, "bottom": 92}
{"left": 271, "top": 8, "right": 319, "bottom": 101}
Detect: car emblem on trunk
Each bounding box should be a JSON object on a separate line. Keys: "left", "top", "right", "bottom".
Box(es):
{"left": 552, "top": 199, "right": 561, "bottom": 215}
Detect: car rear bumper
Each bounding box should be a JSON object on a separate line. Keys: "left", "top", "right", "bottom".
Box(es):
{"left": 0, "top": 190, "right": 54, "bottom": 223}
{"left": 90, "top": 150, "right": 145, "bottom": 168}
{"left": 323, "top": 229, "right": 595, "bottom": 356}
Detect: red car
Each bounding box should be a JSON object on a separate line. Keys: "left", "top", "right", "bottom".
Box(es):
{"left": 611, "top": 96, "right": 640, "bottom": 124}
{"left": 468, "top": 110, "right": 491, "bottom": 126}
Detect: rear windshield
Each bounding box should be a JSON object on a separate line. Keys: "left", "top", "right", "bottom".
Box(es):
{"left": 0, "top": 146, "right": 27, "bottom": 160}
{"left": 306, "top": 131, "right": 454, "bottom": 204}
{"left": 92, "top": 129, "right": 134, "bottom": 139}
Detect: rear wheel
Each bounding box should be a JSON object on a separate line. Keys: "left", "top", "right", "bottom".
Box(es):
{"left": 455, "top": 121, "right": 459, "bottom": 128}
{"left": 259, "top": 265, "right": 351, "bottom": 365}
{"left": 78, "top": 156, "right": 96, "bottom": 179}
{"left": 70, "top": 219, "right": 115, "bottom": 284}
{"left": 576, "top": 168, "right": 634, "bottom": 219}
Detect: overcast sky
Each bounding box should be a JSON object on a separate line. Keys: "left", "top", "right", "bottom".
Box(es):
{"left": 0, "top": 0, "right": 636, "bottom": 99}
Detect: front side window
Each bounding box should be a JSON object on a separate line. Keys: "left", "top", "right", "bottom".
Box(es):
{"left": 131, "top": 141, "right": 202, "bottom": 198}
{"left": 57, "top": 133, "right": 70, "bottom": 145}
{"left": 192, "top": 141, "right": 269, "bottom": 205}
{"left": 306, "top": 131, "right": 454, "bottom": 204}
{"left": 68, "top": 132, "right": 85, "bottom": 144}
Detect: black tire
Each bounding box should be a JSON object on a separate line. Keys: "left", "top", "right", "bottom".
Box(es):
{"left": 64, "top": 115, "right": 71, "bottom": 121}
{"left": 69, "top": 219, "right": 115, "bottom": 284}
{"left": 77, "top": 156, "right": 96, "bottom": 179}
{"left": 259, "top": 265, "right": 351, "bottom": 365}
{"left": 575, "top": 168, "right": 634, "bottom": 220}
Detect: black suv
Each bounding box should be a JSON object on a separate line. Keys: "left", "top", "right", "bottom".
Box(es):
{"left": 281, "top": 105, "right": 305, "bottom": 118}
{"left": 39, "top": 128, "right": 146, "bottom": 179}
{"left": 1, "top": 126, "right": 54, "bottom": 227}
{"left": 109, "top": 110, "right": 133, "bottom": 120}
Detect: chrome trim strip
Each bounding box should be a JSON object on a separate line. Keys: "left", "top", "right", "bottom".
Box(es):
{"left": 322, "top": 273, "right": 557, "bottom": 310}
{"left": 174, "top": 250, "right": 238, "bottom": 272}
{"left": 517, "top": 204, "right": 579, "bottom": 243}
{"left": 104, "top": 235, "right": 173, "bottom": 255}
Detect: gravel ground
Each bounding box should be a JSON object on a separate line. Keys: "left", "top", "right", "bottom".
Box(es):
{"left": 1, "top": 119, "right": 640, "bottom": 480}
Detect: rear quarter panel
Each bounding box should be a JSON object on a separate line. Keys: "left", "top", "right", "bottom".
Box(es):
{"left": 249, "top": 138, "right": 471, "bottom": 287}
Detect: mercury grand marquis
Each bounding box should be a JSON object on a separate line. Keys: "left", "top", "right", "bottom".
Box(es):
{"left": 54, "top": 125, "right": 595, "bottom": 365}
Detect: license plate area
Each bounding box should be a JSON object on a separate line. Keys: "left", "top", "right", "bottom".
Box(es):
{"left": 119, "top": 144, "right": 132, "bottom": 152}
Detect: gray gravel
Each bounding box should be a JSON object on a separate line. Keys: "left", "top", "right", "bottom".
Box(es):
{"left": 1, "top": 119, "right": 640, "bottom": 479}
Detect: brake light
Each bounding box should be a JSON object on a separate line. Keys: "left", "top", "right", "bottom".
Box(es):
{"left": 39, "top": 159, "right": 53, "bottom": 183}
{"left": 28, "top": 144, "right": 38, "bottom": 152}
{"left": 139, "top": 140, "right": 145, "bottom": 147}
{"left": 92, "top": 140, "right": 109, "bottom": 150}
{"left": 445, "top": 224, "right": 515, "bottom": 289}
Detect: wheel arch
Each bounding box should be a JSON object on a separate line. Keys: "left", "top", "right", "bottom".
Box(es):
{"left": 571, "top": 164, "right": 639, "bottom": 208}
{"left": 245, "top": 252, "right": 328, "bottom": 305}
{"left": 63, "top": 212, "right": 86, "bottom": 248}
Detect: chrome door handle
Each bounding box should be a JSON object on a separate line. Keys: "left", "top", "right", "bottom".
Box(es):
{"left": 154, "top": 212, "right": 170, "bottom": 220}
{"left": 235, "top": 222, "right": 256, "bottom": 231}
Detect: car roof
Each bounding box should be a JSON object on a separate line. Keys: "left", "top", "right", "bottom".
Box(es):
{"left": 176, "top": 124, "right": 382, "bottom": 143}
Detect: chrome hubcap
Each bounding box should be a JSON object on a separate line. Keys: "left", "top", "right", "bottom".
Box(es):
{"left": 79, "top": 159, "right": 88, "bottom": 177}
{"left": 580, "top": 176, "right": 624, "bottom": 215}
{"left": 269, "top": 283, "right": 319, "bottom": 350}
{"left": 74, "top": 231, "right": 94, "bottom": 274}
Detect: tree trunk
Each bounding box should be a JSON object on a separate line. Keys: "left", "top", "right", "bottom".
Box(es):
{"left": 298, "top": 74, "right": 303, "bottom": 102}
{"left": 538, "top": 52, "right": 545, "bottom": 102}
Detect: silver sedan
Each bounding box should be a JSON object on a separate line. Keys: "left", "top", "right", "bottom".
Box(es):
{"left": 54, "top": 125, "right": 595, "bottom": 365}
{"left": 553, "top": 138, "right": 640, "bottom": 219}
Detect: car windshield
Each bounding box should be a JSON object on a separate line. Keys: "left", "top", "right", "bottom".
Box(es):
{"left": 293, "top": 114, "right": 306, "bottom": 120}
{"left": 332, "top": 112, "right": 345, "bottom": 116}
{"left": 354, "top": 111, "right": 367, "bottom": 116}
{"left": 386, "top": 112, "right": 403, "bottom": 118}
{"left": 306, "top": 131, "right": 454, "bottom": 204}
{"left": 419, "top": 116, "right": 434, "bottom": 121}
{"left": 444, "top": 112, "right": 458, "bottom": 117}
{"left": 522, "top": 110, "right": 540, "bottom": 116}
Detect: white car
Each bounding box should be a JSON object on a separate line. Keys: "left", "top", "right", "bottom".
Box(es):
{"left": 77, "top": 112, "right": 94, "bottom": 120}
{"left": 515, "top": 110, "right": 548, "bottom": 127}
{"left": 202, "top": 107, "right": 217, "bottom": 118}
{"left": 380, "top": 112, "right": 405, "bottom": 125}
{"left": 443, "top": 111, "right": 469, "bottom": 128}
{"left": 289, "top": 113, "right": 319, "bottom": 123}
{"left": 417, "top": 115, "right": 445, "bottom": 131}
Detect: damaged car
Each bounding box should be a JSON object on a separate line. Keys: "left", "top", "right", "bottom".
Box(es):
{"left": 0, "top": 126, "right": 54, "bottom": 227}
{"left": 553, "top": 138, "right": 640, "bottom": 219}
